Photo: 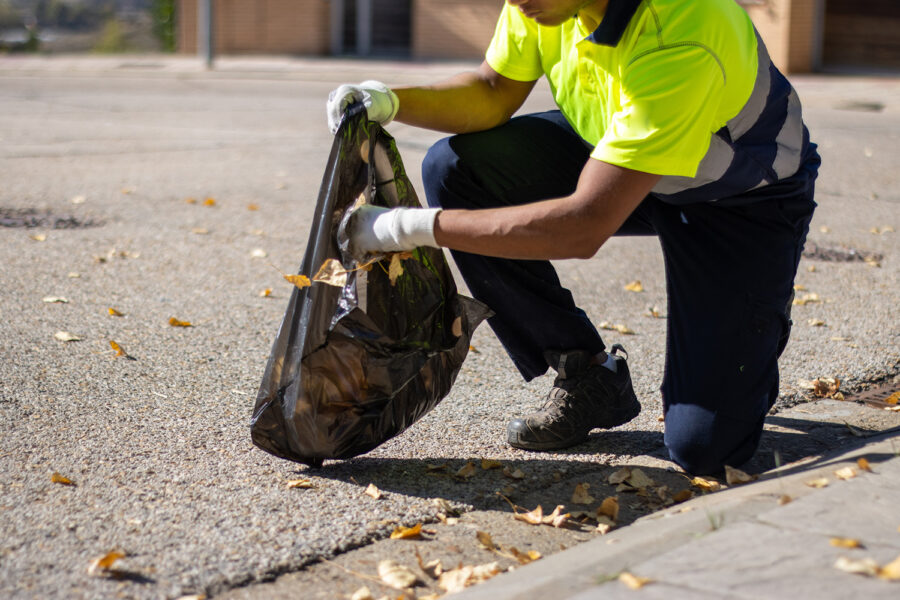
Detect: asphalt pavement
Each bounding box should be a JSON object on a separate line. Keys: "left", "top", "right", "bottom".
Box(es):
{"left": 0, "top": 54, "right": 898, "bottom": 600}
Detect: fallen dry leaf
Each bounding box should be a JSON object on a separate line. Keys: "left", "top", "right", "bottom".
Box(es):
{"left": 191, "top": 228, "right": 209, "bottom": 235}
{"left": 438, "top": 562, "right": 501, "bottom": 593}
{"left": 608, "top": 468, "right": 631, "bottom": 485}
{"left": 598, "top": 496, "right": 619, "bottom": 521}
{"left": 169, "top": 318, "right": 193, "bottom": 327}
{"left": 880, "top": 555, "right": 900, "bottom": 581}
{"left": 247, "top": 203, "right": 259, "bottom": 211}
{"left": 806, "top": 477, "right": 829, "bottom": 489}
{"left": 690, "top": 476, "right": 722, "bottom": 492}
{"left": 834, "top": 467, "right": 857, "bottom": 481}
{"left": 108, "top": 308, "right": 124, "bottom": 317}
{"left": 364, "top": 483, "right": 383, "bottom": 500}
{"left": 673, "top": 489, "right": 693, "bottom": 503}
{"left": 724, "top": 465, "right": 755, "bottom": 485}
{"left": 313, "top": 258, "right": 348, "bottom": 288}
{"left": 502, "top": 466, "right": 525, "bottom": 480}
{"left": 778, "top": 495, "right": 792, "bottom": 505}
{"left": 647, "top": 305, "right": 662, "bottom": 318}
{"left": 599, "top": 321, "right": 636, "bottom": 335}
{"left": 51, "top": 472, "right": 75, "bottom": 486}
{"left": 514, "top": 505, "right": 544, "bottom": 526}
{"left": 455, "top": 461, "right": 477, "bottom": 480}
{"left": 29, "top": 233, "right": 47, "bottom": 242}
{"left": 350, "top": 586, "right": 373, "bottom": 600}
{"left": 808, "top": 318, "right": 826, "bottom": 327}
{"left": 377, "top": 559, "right": 418, "bottom": 589}
{"left": 259, "top": 288, "right": 272, "bottom": 297}
{"left": 42, "top": 296, "right": 69, "bottom": 304}
{"left": 481, "top": 459, "right": 503, "bottom": 470}
{"left": 834, "top": 556, "right": 880, "bottom": 577}
{"left": 87, "top": 551, "right": 126, "bottom": 576}
{"left": 596, "top": 516, "right": 615, "bottom": 534}
{"left": 476, "top": 530, "right": 495, "bottom": 551}
{"left": 884, "top": 391, "right": 900, "bottom": 405}
{"left": 425, "top": 464, "right": 448, "bottom": 473}
{"left": 793, "top": 292, "right": 822, "bottom": 306}
{"left": 250, "top": 248, "right": 268, "bottom": 259}
{"left": 543, "top": 505, "right": 570, "bottom": 528}
{"left": 203, "top": 197, "right": 216, "bottom": 207}
{"left": 286, "top": 479, "right": 314, "bottom": 489}
{"left": 625, "top": 468, "right": 655, "bottom": 490}
{"left": 508, "top": 547, "right": 541, "bottom": 565}
{"left": 283, "top": 274, "right": 311, "bottom": 289}
{"left": 857, "top": 458, "right": 873, "bottom": 472}
{"left": 185, "top": 197, "right": 197, "bottom": 204}
{"left": 390, "top": 523, "right": 423, "bottom": 540}
{"left": 109, "top": 340, "right": 128, "bottom": 358}
{"left": 813, "top": 377, "right": 841, "bottom": 398}
{"left": 830, "top": 538, "right": 864, "bottom": 549}
{"left": 572, "top": 483, "right": 595, "bottom": 505}
{"left": 624, "top": 280, "right": 643, "bottom": 293}
{"left": 54, "top": 331, "right": 81, "bottom": 342}
{"left": 619, "top": 572, "right": 653, "bottom": 590}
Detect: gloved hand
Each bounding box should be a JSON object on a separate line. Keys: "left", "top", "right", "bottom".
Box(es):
{"left": 327, "top": 80, "right": 399, "bottom": 134}
{"left": 348, "top": 204, "right": 442, "bottom": 256}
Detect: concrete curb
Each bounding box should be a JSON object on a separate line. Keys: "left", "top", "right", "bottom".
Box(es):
{"left": 453, "top": 428, "right": 900, "bottom": 599}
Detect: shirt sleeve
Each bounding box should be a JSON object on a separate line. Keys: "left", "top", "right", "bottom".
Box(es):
{"left": 485, "top": 4, "right": 544, "bottom": 82}
{"left": 590, "top": 44, "right": 727, "bottom": 177}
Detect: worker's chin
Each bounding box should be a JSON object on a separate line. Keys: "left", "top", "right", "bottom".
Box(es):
{"left": 531, "top": 13, "right": 570, "bottom": 26}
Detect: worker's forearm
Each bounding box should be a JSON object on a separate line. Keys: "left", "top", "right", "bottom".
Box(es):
{"left": 393, "top": 72, "right": 514, "bottom": 134}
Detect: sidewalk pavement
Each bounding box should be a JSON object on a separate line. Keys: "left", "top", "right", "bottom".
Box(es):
{"left": 455, "top": 428, "right": 900, "bottom": 600}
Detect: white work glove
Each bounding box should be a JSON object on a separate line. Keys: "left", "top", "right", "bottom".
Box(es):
{"left": 327, "top": 80, "right": 399, "bottom": 134}
{"left": 349, "top": 205, "right": 442, "bottom": 256}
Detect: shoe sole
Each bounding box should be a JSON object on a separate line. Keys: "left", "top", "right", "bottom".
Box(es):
{"left": 507, "top": 398, "right": 641, "bottom": 451}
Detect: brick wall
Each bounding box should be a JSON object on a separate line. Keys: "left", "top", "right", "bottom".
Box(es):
{"left": 738, "top": 0, "right": 820, "bottom": 74}
{"left": 411, "top": 0, "right": 504, "bottom": 60}
{"left": 177, "top": 0, "right": 330, "bottom": 55}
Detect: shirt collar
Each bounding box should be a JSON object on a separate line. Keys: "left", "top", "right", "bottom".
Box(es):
{"left": 584, "top": 0, "right": 643, "bottom": 46}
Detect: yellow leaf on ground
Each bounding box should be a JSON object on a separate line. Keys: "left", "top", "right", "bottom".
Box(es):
{"left": 350, "top": 586, "right": 373, "bottom": 600}
{"left": 377, "top": 559, "right": 418, "bottom": 589}
{"left": 283, "top": 274, "right": 311, "bottom": 289}
{"left": 572, "top": 483, "right": 595, "bottom": 505}
{"left": 879, "top": 555, "right": 900, "bottom": 581}
{"left": 834, "top": 556, "right": 880, "bottom": 577}
{"left": 514, "top": 505, "right": 544, "bottom": 525}
{"left": 830, "top": 538, "right": 864, "bottom": 549}
{"left": 619, "top": 572, "right": 653, "bottom": 590}
{"left": 647, "top": 305, "right": 663, "bottom": 318}
{"left": 476, "top": 530, "right": 495, "bottom": 550}
{"left": 808, "top": 318, "right": 826, "bottom": 327}
{"left": 885, "top": 391, "right": 900, "bottom": 405}
{"left": 109, "top": 340, "right": 127, "bottom": 358}
{"left": 835, "top": 467, "right": 857, "bottom": 480}
{"left": 543, "top": 505, "right": 570, "bottom": 528}
{"left": 87, "top": 551, "right": 125, "bottom": 576}
{"left": 599, "top": 321, "right": 636, "bottom": 335}
{"left": 169, "top": 318, "right": 193, "bottom": 327}
{"left": 185, "top": 197, "right": 197, "bottom": 204}
{"left": 608, "top": 467, "right": 631, "bottom": 485}
{"left": 191, "top": 228, "right": 209, "bottom": 235}
{"left": 203, "top": 197, "right": 216, "bottom": 206}
{"left": 286, "top": 479, "right": 314, "bottom": 489}
{"left": 54, "top": 331, "right": 81, "bottom": 342}
{"left": 29, "top": 233, "right": 47, "bottom": 242}
{"left": 455, "top": 461, "right": 477, "bottom": 479}
{"left": 857, "top": 458, "right": 873, "bottom": 472}
{"left": 673, "top": 489, "right": 693, "bottom": 503}
{"left": 51, "top": 472, "right": 75, "bottom": 486}
{"left": 108, "top": 308, "right": 124, "bottom": 317}
{"left": 481, "top": 459, "right": 503, "bottom": 470}
{"left": 259, "top": 288, "right": 272, "bottom": 297}
{"left": 625, "top": 468, "right": 655, "bottom": 490}
{"left": 502, "top": 467, "right": 525, "bottom": 480}
{"left": 509, "top": 547, "right": 542, "bottom": 565}
{"left": 598, "top": 496, "right": 619, "bottom": 521}
{"left": 691, "top": 477, "right": 722, "bottom": 492}
{"left": 793, "top": 292, "right": 822, "bottom": 306}
{"left": 313, "top": 259, "right": 348, "bottom": 288}
{"left": 364, "top": 483, "right": 383, "bottom": 500}
{"left": 778, "top": 495, "right": 792, "bottom": 505}
{"left": 806, "top": 477, "right": 829, "bottom": 488}
{"left": 247, "top": 203, "right": 259, "bottom": 211}
{"left": 390, "top": 523, "right": 423, "bottom": 540}
{"left": 624, "top": 280, "right": 644, "bottom": 292}
{"left": 724, "top": 465, "right": 755, "bottom": 485}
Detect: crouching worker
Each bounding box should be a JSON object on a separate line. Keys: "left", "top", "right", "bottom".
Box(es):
{"left": 326, "top": 0, "right": 819, "bottom": 475}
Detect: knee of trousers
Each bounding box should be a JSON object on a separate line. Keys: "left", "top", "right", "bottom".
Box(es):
{"left": 422, "top": 137, "right": 474, "bottom": 211}
{"left": 663, "top": 403, "right": 764, "bottom": 475}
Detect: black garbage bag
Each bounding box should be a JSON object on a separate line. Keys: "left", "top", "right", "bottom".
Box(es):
{"left": 250, "top": 106, "right": 491, "bottom": 467}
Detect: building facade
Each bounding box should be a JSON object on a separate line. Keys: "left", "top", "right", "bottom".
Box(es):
{"left": 176, "top": 0, "right": 900, "bottom": 73}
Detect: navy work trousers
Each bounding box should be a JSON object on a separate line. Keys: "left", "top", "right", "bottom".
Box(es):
{"left": 421, "top": 111, "right": 816, "bottom": 474}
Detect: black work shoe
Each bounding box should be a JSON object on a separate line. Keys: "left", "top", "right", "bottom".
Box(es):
{"left": 507, "top": 344, "right": 640, "bottom": 451}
